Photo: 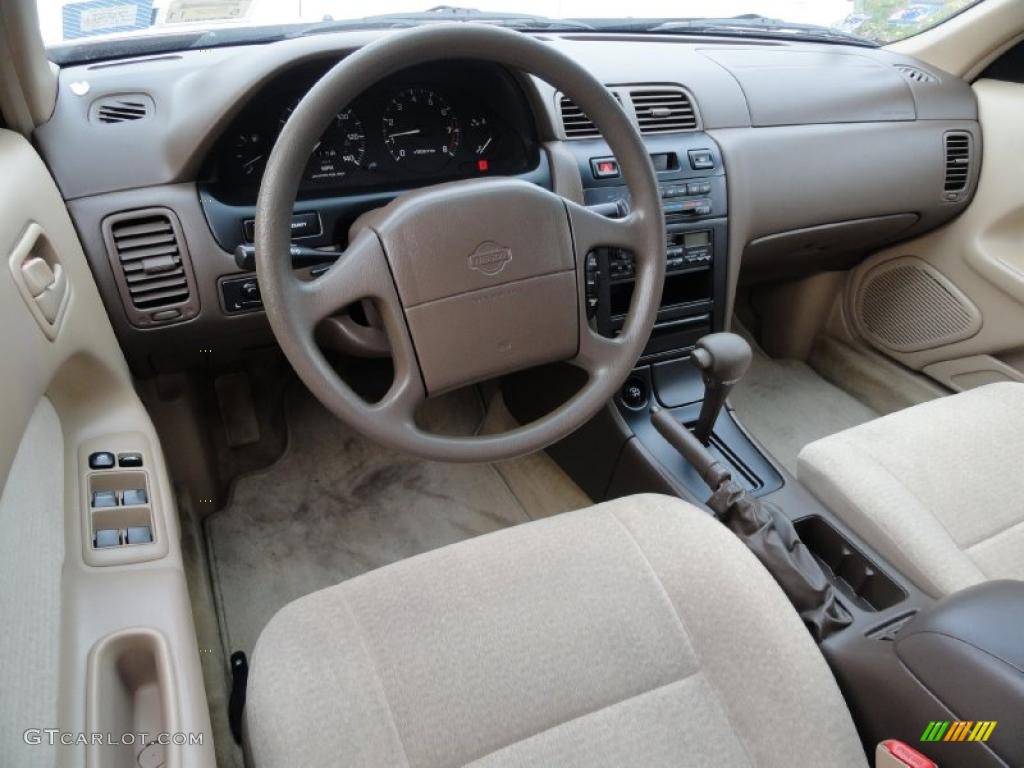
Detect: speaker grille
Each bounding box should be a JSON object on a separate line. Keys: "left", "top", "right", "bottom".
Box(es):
{"left": 857, "top": 258, "right": 980, "bottom": 353}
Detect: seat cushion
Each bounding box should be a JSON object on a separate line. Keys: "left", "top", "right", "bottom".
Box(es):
{"left": 798, "top": 382, "right": 1024, "bottom": 599}
{"left": 245, "top": 494, "right": 866, "bottom": 768}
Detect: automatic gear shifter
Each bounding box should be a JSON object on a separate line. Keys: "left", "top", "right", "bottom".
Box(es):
{"left": 651, "top": 407, "right": 851, "bottom": 641}
{"left": 691, "top": 333, "right": 752, "bottom": 445}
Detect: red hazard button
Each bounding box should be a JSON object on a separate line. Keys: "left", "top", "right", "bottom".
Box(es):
{"left": 590, "top": 157, "right": 620, "bottom": 178}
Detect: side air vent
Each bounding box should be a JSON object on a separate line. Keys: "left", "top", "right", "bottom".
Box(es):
{"left": 89, "top": 94, "right": 154, "bottom": 124}
{"left": 943, "top": 131, "right": 972, "bottom": 200}
{"left": 629, "top": 87, "right": 698, "bottom": 133}
{"left": 559, "top": 95, "right": 595, "bottom": 138}
{"left": 894, "top": 64, "right": 938, "bottom": 84}
{"left": 102, "top": 208, "right": 199, "bottom": 327}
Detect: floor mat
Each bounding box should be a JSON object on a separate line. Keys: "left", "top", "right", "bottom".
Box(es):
{"left": 206, "top": 386, "right": 535, "bottom": 658}
{"left": 730, "top": 345, "right": 879, "bottom": 476}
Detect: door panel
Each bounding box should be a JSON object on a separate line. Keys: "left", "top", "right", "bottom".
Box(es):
{"left": 0, "top": 398, "right": 62, "bottom": 768}
{"left": 840, "top": 79, "right": 1024, "bottom": 390}
{"left": 0, "top": 129, "right": 215, "bottom": 767}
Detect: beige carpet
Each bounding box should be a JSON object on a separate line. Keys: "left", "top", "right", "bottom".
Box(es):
{"left": 731, "top": 343, "right": 880, "bottom": 476}
{"left": 206, "top": 384, "right": 588, "bottom": 659}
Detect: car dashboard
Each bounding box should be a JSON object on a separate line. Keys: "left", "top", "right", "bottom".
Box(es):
{"left": 34, "top": 30, "right": 982, "bottom": 376}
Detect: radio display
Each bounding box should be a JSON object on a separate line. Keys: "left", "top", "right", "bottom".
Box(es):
{"left": 683, "top": 231, "right": 710, "bottom": 249}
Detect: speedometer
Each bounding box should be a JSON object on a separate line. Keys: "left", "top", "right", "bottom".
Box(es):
{"left": 280, "top": 103, "right": 366, "bottom": 185}
{"left": 382, "top": 88, "right": 460, "bottom": 173}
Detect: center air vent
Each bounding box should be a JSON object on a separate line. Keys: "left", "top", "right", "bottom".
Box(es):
{"left": 943, "top": 132, "right": 972, "bottom": 201}
{"left": 629, "top": 88, "right": 698, "bottom": 134}
{"left": 559, "top": 93, "right": 622, "bottom": 139}
{"left": 102, "top": 209, "right": 199, "bottom": 327}
{"left": 89, "top": 94, "right": 154, "bottom": 124}
{"left": 559, "top": 86, "right": 698, "bottom": 139}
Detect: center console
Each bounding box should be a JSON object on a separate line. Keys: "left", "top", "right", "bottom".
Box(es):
{"left": 555, "top": 133, "right": 783, "bottom": 500}
{"left": 570, "top": 133, "right": 729, "bottom": 361}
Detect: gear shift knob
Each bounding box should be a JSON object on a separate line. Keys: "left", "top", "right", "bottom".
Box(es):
{"left": 691, "top": 332, "right": 752, "bottom": 445}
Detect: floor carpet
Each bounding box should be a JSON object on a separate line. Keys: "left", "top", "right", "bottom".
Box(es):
{"left": 205, "top": 384, "right": 587, "bottom": 659}
{"left": 730, "top": 344, "right": 880, "bottom": 476}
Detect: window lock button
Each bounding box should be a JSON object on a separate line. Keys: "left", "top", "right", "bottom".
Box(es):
{"left": 88, "top": 452, "right": 116, "bottom": 470}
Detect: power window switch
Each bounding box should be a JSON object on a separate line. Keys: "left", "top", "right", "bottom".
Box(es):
{"left": 94, "top": 529, "right": 121, "bottom": 548}
{"left": 91, "top": 490, "right": 118, "bottom": 508}
{"left": 126, "top": 526, "right": 153, "bottom": 545}
{"left": 88, "top": 452, "right": 116, "bottom": 470}
{"left": 122, "top": 488, "right": 148, "bottom": 506}
{"left": 117, "top": 452, "right": 143, "bottom": 468}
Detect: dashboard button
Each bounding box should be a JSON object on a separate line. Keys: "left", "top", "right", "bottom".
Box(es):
{"left": 244, "top": 212, "right": 322, "bottom": 243}
{"left": 688, "top": 149, "right": 715, "bottom": 170}
{"left": 590, "top": 157, "right": 620, "bottom": 179}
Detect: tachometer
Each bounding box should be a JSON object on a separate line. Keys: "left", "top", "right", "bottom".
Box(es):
{"left": 382, "top": 88, "right": 460, "bottom": 173}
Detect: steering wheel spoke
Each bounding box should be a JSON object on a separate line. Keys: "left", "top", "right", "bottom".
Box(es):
{"left": 565, "top": 201, "right": 643, "bottom": 259}
{"left": 573, "top": 324, "right": 627, "bottom": 378}
{"left": 295, "top": 229, "right": 392, "bottom": 330}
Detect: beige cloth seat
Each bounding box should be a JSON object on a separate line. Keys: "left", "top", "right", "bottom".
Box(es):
{"left": 798, "top": 382, "right": 1024, "bottom": 599}
{"left": 245, "top": 494, "right": 867, "bottom": 767}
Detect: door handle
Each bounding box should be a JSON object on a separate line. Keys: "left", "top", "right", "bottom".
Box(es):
{"left": 7, "top": 222, "right": 70, "bottom": 339}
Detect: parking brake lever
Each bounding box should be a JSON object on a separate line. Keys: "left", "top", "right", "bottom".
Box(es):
{"left": 652, "top": 407, "right": 851, "bottom": 641}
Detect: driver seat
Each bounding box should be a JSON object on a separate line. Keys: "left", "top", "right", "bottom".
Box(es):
{"left": 244, "top": 494, "right": 868, "bottom": 767}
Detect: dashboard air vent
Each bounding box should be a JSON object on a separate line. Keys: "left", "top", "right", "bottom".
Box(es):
{"left": 894, "top": 64, "right": 938, "bottom": 84}
{"left": 943, "top": 132, "right": 971, "bottom": 199}
{"left": 629, "top": 88, "right": 698, "bottom": 133}
{"left": 89, "top": 94, "right": 153, "bottom": 124}
{"left": 102, "top": 208, "right": 199, "bottom": 327}
{"left": 559, "top": 92, "right": 622, "bottom": 139}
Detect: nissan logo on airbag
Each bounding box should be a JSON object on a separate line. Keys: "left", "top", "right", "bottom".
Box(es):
{"left": 468, "top": 241, "right": 512, "bottom": 276}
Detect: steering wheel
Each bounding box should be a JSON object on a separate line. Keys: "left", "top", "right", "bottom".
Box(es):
{"left": 256, "top": 23, "right": 665, "bottom": 462}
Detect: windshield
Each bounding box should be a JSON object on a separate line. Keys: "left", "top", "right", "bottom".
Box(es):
{"left": 37, "top": 0, "right": 984, "bottom": 51}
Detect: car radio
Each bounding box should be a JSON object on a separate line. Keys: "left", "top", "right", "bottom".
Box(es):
{"left": 573, "top": 134, "right": 728, "bottom": 362}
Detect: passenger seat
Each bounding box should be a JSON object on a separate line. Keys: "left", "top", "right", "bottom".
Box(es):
{"left": 797, "top": 383, "right": 1024, "bottom": 599}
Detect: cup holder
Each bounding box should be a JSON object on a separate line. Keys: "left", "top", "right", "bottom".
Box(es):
{"left": 794, "top": 516, "right": 906, "bottom": 612}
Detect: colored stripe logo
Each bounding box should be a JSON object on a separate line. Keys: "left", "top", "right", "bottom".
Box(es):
{"left": 921, "top": 721, "right": 997, "bottom": 742}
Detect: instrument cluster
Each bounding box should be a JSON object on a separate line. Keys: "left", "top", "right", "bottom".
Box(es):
{"left": 205, "top": 61, "right": 538, "bottom": 202}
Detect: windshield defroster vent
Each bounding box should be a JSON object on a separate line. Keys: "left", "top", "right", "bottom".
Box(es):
{"left": 894, "top": 64, "right": 938, "bottom": 84}
{"left": 89, "top": 94, "right": 154, "bottom": 124}
{"left": 943, "top": 132, "right": 972, "bottom": 202}
{"left": 102, "top": 209, "right": 199, "bottom": 327}
{"left": 629, "top": 88, "right": 698, "bottom": 133}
